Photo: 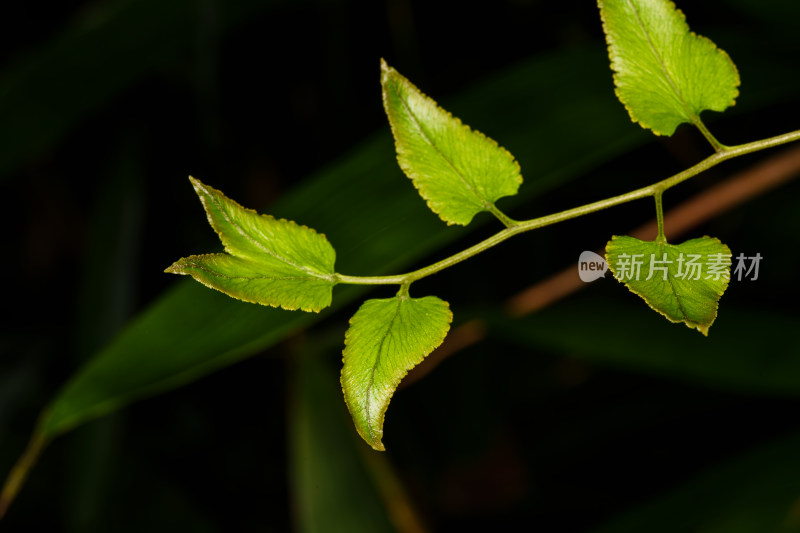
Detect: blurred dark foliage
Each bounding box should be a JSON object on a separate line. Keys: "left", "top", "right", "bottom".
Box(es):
{"left": 2, "top": 0, "right": 800, "bottom": 531}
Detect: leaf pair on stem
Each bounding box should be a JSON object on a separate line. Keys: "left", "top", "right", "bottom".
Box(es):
{"left": 599, "top": 0, "right": 739, "bottom": 334}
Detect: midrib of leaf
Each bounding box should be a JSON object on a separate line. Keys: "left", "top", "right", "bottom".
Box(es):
{"left": 389, "top": 79, "right": 494, "bottom": 212}
{"left": 200, "top": 181, "right": 334, "bottom": 282}
{"left": 364, "top": 297, "right": 402, "bottom": 443}
{"left": 661, "top": 244, "right": 690, "bottom": 321}
{"left": 176, "top": 259, "right": 321, "bottom": 282}
{"left": 624, "top": 0, "right": 697, "bottom": 123}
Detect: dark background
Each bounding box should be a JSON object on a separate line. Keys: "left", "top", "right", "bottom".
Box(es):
{"left": 2, "top": 0, "right": 800, "bottom": 531}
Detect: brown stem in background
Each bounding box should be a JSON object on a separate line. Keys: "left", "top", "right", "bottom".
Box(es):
{"left": 0, "top": 430, "right": 47, "bottom": 520}
{"left": 359, "top": 447, "right": 430, "bottom": 533}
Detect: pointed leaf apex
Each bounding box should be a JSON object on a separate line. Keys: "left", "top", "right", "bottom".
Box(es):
{"left": 341, "top": 296, "right": 452, "bottom": 450}
{"left": 168, "top": 178, "right": 337, "bottom": 312}
{"left": 381, "top": 64, "right": 522, "bottom": 225}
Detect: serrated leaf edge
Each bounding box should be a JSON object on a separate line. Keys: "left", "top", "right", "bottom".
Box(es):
{"left": 164, "top": 254, "right": 332, "bottom": 313}
{"left": 341, "top": 295, "right": 453, "bottom": 450}
{"left": 380, "top": 60, "right": 522, "bottom": 226}
{"left": 597, "top": 0, "right": 740, "bottom": 136}
{"left": 605, "top": 235, "right": 730, "bottom": 335}
{"left": 188, "top": 176, "right": 337, "bottom": 281}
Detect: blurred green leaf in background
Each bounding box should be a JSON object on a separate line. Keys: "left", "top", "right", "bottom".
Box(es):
{"left": 2, "top": 0, "right": 800, "bottom": 531}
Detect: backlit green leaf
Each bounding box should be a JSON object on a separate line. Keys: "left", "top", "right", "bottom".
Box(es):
{"left": 605, "top": 235, "right": 731, "bottom": 335}
{"left": 165, "top": 177, "right": 336, "bottom": 312}
{"left": 598, "top": 0, "right": 740, "bottom": 135}
{"left": 341, "top": 295, "right": 452, "bottom": 450}
{"left": 36, "top": 44, "right": 649, "bottom": 443}
{"left": 381, "top": 60, "right": 522, "bottom": 225}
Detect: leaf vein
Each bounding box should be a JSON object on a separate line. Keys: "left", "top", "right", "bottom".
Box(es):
{"left": 364, "top": 298, "right": 402, "bottom": 443}
{"left": 182, "top": 260, "right": 322, "bottom": 282}
{"left": 664, "top": 263, "right": 690, "bottom": 321}
{"left": 624, "top": 0, "right": 696, "bottom": 121}
{"left": 391, "top": 79, "right": 493, "bottom": 212}
{"left": 200, "top": 181, "right": 332, "bottom": 281}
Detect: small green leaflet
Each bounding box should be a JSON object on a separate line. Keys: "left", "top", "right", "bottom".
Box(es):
{"left": 605, "top": 235, "right": 731, "bottom": 335}
{"left": 598, "top": 0, "right": 740, "bottom": 136}
{"left": 381, "top": 59, "right": 522, "bottom": 226}
{"left": 341, "top": 295, "right": 452, "bottom": 451}
{"left": 165, "top": 177, "right": 336, "bottom": 312}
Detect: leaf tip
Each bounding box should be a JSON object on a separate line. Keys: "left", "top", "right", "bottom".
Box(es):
{"left": 339, "top": 371, "right": 386, "bottom": 452}
{"left": 187, "top": 176, "right": 215, "bottom": 206}
{"left": 164, "top": 261, "right": 184, "bottom": 275}
{"left": 188, "top": 175, "right": 203, "bottom": 192}
{"left": 380, "top": 58, "right": 395, "bottom": 85}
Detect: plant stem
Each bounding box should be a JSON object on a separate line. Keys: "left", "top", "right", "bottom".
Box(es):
{"left": 693, "top": 117, "right": 727, "bottom": 152}
{"left": 487, "top": 204, "right": 517, "bottom": 228}
{"left": 654, "top": 192, "right": 666, "bottom": 243}
{"left": 334, "top": 128, "right": 800, "bottom": 287}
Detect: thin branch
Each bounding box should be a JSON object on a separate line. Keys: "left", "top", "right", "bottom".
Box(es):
{"left": 400, "top": 144, "right": 800, "bottom": 388}
{"left": 336, "top": 129, "right": 800, "bottom": 288}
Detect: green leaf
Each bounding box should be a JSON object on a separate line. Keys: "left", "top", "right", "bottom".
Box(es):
{"left": 165, "top": 177, "right": 336, "bottom": 312}
{"left": 341, "top": 295, "right": 452, "bottom": 450}
{"left": 598, "top": 0, "right": 740, "bottom": 135}
{"left": 381, "top": 59, "right": 522, "bottom": 226}
{"left": 36, "top": 45, "right": 650, "bottom": 442}
{"left": 605, "top": 235, "right": 731, "bottom": 335}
